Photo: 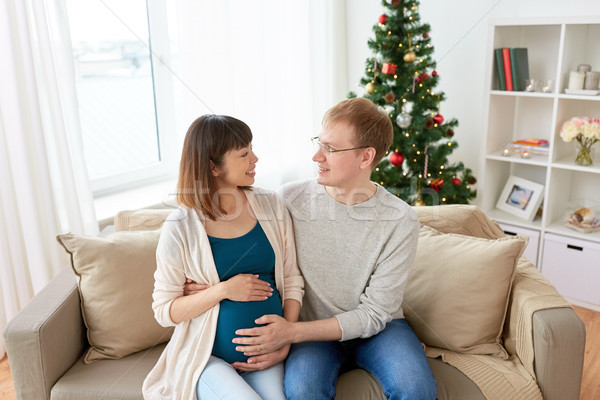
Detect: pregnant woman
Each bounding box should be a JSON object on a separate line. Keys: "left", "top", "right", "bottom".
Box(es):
{"left": 142, "top": 115, "right": 304, "bottom": 400}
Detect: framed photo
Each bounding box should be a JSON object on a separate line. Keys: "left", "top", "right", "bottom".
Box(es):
{"left": 496, "top": 176, "right": 544, "bottom": 221}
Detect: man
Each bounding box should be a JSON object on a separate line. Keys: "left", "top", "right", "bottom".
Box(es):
{"left": 187, "top": 98, "right": 437, "bottom": 399}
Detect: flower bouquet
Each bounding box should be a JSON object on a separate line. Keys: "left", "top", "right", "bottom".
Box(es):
{"left": 559, "top": 116, "right": 600, "bottom": 166}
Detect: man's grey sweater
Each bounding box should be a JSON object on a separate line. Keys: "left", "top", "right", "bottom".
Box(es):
{"left": 278, "top": 179, "right": 419, "bottom": 341}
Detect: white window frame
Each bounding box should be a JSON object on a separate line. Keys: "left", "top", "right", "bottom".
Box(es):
{"left": 87, "top": 0, "right": 179, "bottom": 197}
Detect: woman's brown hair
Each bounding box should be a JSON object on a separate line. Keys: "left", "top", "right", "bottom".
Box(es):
{"left": 176, "top": 114, "right": 252, "bottom": 220}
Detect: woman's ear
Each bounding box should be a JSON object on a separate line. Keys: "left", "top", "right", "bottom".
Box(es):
{"left": 210, "top": 160, "right": 220, "bottom": 177}
{"left": 360, "top": 147, "right": 377, "bottom": 169}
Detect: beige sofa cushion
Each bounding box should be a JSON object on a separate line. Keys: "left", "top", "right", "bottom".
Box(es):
{"left": 114, "top": 209, "right": 172, "bottom": 232}
{"left": 57, "top": 230, "right": 173, "bottom": 363}
{"left": 403, "top": 225, "right": 527, "bottom": 358}
{"left": 414, "top": 204, "right": 505, "bottom": 240}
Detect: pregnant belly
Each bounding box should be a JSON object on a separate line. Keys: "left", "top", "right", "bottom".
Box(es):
{"left": 212, "top": 291, "right": 282, "bottom": 363}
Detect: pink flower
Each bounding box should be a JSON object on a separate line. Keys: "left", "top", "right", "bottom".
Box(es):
{"left": 560, "top": 116, "right": 600, "bottom": 142}
{"left": 582, "top": 118, "right": 600, "bottom": 140}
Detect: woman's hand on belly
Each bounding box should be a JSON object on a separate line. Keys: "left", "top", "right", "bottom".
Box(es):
{"left": 223, "top": 274, "right": 273, "bottom": 302}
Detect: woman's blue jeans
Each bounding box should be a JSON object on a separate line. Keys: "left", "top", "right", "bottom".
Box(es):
{"left": 196, "top": 356, "right": 285, "bottom": 399}
{"left": 284, "top": 319, "right": 437, "bottom": 400}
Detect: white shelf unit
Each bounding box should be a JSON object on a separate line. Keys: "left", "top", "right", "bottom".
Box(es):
{"left": 480, "top": 18, "right": 600, "bottom": 308}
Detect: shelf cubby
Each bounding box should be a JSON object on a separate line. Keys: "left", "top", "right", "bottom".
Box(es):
{"left": 481, "top": 18, "right": 600, "bottom": 307}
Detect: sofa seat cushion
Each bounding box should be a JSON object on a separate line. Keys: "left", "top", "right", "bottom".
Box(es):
{"left": 51, "top": 344, "right": 166, "bottom": 400}
{"left": 334, "top": 359, "right": 484, "bottom": 400}
{"left": 427, "top": 358, "right": 485, "bottom": 400}
{"left": 50, "top": 344, "right": 482, "bottom": 400}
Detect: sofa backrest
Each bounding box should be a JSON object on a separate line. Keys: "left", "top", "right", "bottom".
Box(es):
{"left": 114, "top": 208, "right": 173, "bottom": 232}
{"left": 115, "top": 204, "right": 506, "bottom": 240}
{"left": 414, "top": 204, "right": 505, "bottom": 240}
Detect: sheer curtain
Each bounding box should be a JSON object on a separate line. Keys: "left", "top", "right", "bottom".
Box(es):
{"left": 0, "top": 0, "right": 97, "bottom": 358}
{"left": 0, "top": 0, "right": 352, "bottom": 358}
{"left": 165, "top": 0, "right": 349, "bottom": 190}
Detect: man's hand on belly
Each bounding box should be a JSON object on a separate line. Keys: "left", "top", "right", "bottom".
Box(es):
{"left": 231, "top": 344, "right": 290, "bottom": 372}
{"left": 232, "top": 314, "right": 294, "bottom": 356}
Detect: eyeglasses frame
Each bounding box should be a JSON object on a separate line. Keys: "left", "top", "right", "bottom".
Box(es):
{"left": 311, "top": 136, "right": 369, "bottom": 155}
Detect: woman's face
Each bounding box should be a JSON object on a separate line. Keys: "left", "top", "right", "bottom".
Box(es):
{"left": 213, "top": 143, "right": 258, "bottom": 189}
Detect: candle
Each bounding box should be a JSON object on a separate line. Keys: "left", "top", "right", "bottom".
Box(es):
{"left": 541, "top": 79, "right": 554, "bottom": 93}
{"left": 521, "top": 150, "right": 530, "bottom": 159}
{"left": 568, "top": 71, "right": 585, "bottom": 90}
{"left": 577, "top": 64, "right": 592, "bottom": 73}
{"left": 501, "top": 145, "right": 511, "bottom": 157}
{"left": 584, "top": 71, "right": 600, "bottom": 90}
{"left": 524, "top": 79, "right": 536, "bottom": 92}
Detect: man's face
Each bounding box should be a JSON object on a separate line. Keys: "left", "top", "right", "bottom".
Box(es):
{"left": 312, "top": 121, "right": 365, "bottom": 189}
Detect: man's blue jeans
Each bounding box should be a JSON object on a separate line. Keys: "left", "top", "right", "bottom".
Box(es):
{"left": 284, "top": 319, "right": 437, "bottom": 400}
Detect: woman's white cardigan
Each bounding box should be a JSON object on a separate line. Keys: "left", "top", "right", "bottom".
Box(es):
{"left": 142, "top": 188, "right": 304, "bottom": 399}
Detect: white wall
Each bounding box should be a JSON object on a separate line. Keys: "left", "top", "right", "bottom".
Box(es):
{"left": 345, "top": 0, "right": 600, "bottom": 203}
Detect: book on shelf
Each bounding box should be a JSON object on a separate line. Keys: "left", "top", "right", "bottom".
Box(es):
{"left": 494, "top": 48, "right": 506, "bottom": 90}
{"left": 512, "top": 138, "right": 548, "bottom": 147}
{"left": 493, "top": 48, "right": 529, "bottom": 91}
{"left": 508, "top": 139, "right": 549, "bottom": 157}
{"left": 510, "top": 48, "right": 530, "bottom": 91}
{"left": 509, "top": 143, "right": 549, "bottom": 153}
{"left": 502, "top": 48, "right": 513, "bottom": 91}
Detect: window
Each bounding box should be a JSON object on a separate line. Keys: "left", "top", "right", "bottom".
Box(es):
{"left": 65, "top": 0, "right": 177, "bottom": 196}
{"left": 64, "top": 1, "right": 332, "bottom": 199}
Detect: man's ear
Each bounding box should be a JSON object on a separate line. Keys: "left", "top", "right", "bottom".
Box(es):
{"left": 360, "top": 147, "right": 377, "bottom": 169}
{"left": 210, "top": 160, "right": 220, "bottom": 177}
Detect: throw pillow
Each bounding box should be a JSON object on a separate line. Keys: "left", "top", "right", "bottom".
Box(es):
{"left": 57, "top": 230, "right": 173, "bottom": 363}
{"left": 402, "top": 225, "right": 527, "bottom": 359}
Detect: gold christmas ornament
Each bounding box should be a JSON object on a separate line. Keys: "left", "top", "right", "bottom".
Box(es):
{"left": 404, "top": 34, "right": 416, "bottom": 63}
{"left": 414, "top": 197, "right": 426, "bottom": 206}
{"left": 365, "top": 81, "right": 375, "bottom": 94}
{"left": 404, "top": 50, "right": 416, "bottom": 62}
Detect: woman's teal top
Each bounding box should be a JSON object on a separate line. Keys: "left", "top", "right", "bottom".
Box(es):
{"left": 208, "top": 222, "right": 282, "bottom": 363}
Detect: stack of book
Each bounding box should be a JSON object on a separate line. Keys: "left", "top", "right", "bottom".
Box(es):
{"left": 509, "top": 138, "right": 549, "bottom": 156}
{"left": 494, "top": 48, "right": 530, "bottom": 91}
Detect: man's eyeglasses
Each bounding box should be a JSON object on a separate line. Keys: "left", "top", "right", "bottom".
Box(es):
{"left": 311, "top": 137, "right": 368, "bottom": 155}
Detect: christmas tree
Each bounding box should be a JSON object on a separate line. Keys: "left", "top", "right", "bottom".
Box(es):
{"left": 349, "top": 0, "right": 477, "bottom": 206}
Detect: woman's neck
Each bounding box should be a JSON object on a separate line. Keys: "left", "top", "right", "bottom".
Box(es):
{"left": 216, "top": 187, "right": 246, "bottom": 218}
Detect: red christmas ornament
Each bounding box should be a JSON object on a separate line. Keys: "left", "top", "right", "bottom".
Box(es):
{"left": 431, "top": 178, "right": 444, "bottom": 192}
{"left": 423, "top": 32, "right": 429, "bottom": 38}
{"left": 378, "top": 14, "right": 388, "bottom": 24}
{"left": 389, "top": 151, "right": 404, "bottom": 166}
{"left": 416, "top": 73, "right": 430, "bottom": 83}
{"left": 433, "top": 114, "right": 444, "bottom": 124}
{"left": 382, "top": 62, "right": 397, "bottom": 74}
{"left": 432, "top": 70, "right": 438, "bottom": 77}
{"left": 452, "top": 177, "right": 462, "bottom": 185}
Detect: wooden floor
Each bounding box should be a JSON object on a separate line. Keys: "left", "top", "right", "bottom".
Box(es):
{"left": 573, "top": 305, "right": 600, "bottom": 400}
{"left": 0, "top": 305, "right": 599, "bottom": 399}
{"left": 0, "top": 354, "right": 14, "bottom": 400}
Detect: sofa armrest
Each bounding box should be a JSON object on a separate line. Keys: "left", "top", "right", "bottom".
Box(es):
{"left": 3, "top": 267, "right": 87, "bottom": 400}
{"left": 532, "top": 307, "right": 585, "bottom": 400}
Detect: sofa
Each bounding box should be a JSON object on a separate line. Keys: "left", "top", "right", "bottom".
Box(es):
{"left": 4, "top": 205, "right": 585, "bottom": 400}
